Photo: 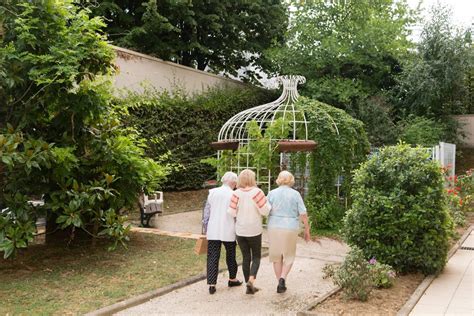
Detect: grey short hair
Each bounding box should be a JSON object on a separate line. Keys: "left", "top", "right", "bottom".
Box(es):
{"left": 221, "top": 171, "right": 238, "bottom": 184}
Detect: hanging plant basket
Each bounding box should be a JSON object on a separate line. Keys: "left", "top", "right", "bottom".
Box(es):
{"left": 210, "top": 141, "right": 239, "bottom": 151}
{"left": 277, "top": 140, "right": 317, "bottom": 152}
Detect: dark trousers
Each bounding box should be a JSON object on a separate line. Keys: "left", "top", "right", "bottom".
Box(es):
{"left": 207, "top": 240, "right": 238, "bottom": 285}
{"left": 236, "top": 234, "right": 262, "bottom": 283}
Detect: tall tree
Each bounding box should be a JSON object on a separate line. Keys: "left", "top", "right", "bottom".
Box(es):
{"left": 87, "top": 0, "right": 288, "bottom": 80}
{"left": 392, "top": 4, "right": 473, "bottom": 118}
{"left": 267, "top": 0, "right": 416, "bottom": 112}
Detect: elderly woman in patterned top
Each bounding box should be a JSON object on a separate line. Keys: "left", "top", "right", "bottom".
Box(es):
{"left": 227, "top": 169, "right": 271, "bottom": 295}
{"left": 267, "top": 170, "right": 311, "bottom": 293}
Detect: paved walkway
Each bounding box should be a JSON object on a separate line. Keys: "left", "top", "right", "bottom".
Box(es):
{"left": 124, "top": 210, "right": 349, "bottom": 314}
{"left": 410, "top": 230, "right": 474, "bottom": 316}
{"left": 116, "top": 237, "right": 349, "bottom": 315}
{"left": 149, "top": 210, "right": 203, "bottom": 235}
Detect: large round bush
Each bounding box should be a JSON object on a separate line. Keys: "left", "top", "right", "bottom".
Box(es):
{"left": 343, "top": 144, "right": 452, "bottom": 275}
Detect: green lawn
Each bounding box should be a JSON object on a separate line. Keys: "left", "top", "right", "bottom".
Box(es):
{"left": 0, "top": 233, "right": 239, "bottom": 315}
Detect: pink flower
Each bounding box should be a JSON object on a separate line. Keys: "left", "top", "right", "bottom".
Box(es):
{"left": 369, "top": 258, "right": 377, "bottom": 265}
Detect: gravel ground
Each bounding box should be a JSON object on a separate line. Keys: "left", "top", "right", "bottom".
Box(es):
{"left": 116, "top": 237, "right": 349, "bottom": 315}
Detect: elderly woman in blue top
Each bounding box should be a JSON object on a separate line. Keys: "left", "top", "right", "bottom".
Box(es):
{"left": 267, "top": 170, "right": 311, "bottom": 293}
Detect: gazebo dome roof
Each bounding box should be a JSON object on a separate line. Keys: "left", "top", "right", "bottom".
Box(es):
{"left": 217, "top": 75, "right": 309, "bottom": 145}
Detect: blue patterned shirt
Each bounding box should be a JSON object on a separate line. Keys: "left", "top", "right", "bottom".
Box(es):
{"left": 267, "top": 185, "right": 307, "bottom": 231}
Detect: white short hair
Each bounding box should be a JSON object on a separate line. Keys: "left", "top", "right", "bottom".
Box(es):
{"left": 221, "top": 172, "right": 238, "bottom": 184}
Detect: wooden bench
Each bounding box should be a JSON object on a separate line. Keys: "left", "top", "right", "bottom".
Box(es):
{"left": 139, "top": 191, "right": 164, "bottom": 227}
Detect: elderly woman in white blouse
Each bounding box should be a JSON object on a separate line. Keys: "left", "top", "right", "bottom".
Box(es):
{"left": 202, "top": 172, "right": 242, "bottom": 295}
{"left": 267, "top": 170, "right": 311, "bottom": 293}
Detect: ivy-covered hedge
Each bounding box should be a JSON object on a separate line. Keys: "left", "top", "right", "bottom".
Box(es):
{"left": 343, "top": 144, "right": 452, "bottom": 274}
{"left": 297, "top": 98, "right": 370, "bottom": 229}
{"left": 120, "top": 87, "right": 277, "bottom": 190}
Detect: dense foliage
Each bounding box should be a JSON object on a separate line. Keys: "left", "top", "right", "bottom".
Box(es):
{"left": 268, "top": 1, "right": 472, "bottom": 145}
{"left": 390, "top": 4, "right": 473, "bottom": 143}
{"left": 298, "top": 98, "right": 370, "bottom": 229}
{"left": 399, "top": 115, "right": 447, "bottom": 147}
{"left": 343, "top": 144, "right": 452, "bottom": 274}
{"left": 0, "top": 1, "right": 166, "bottom": 258}
{"left": 445, "top": 169, "right": 474, "bottom": 227}
{"left": 267, "top": 0, "right": 415, "bottom": 110}
{"left": 119, "top": 86, "right": 277, "bottom": 190}
{"left": 87, "top": 0, "right": 288, "bottom": 80}
{"left": 392, "top": 4, "right": 473, "bottom": 119}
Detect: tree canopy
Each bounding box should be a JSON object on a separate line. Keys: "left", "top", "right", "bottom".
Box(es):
{"left": 392, "top": 4, "right": 473, "bottom": 119}
{"left": 0, "top": 0, "right": 166, "bottom": 258}
{"left": 267, "top": 0, "right": 416, "bottom": 111}
{"left": 88, "top": 0, "right": 288, "bottom": 80}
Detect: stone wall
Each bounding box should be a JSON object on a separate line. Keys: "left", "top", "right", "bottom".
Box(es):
{"left": 453, "top": 114, "right": 474, "bottom": 148}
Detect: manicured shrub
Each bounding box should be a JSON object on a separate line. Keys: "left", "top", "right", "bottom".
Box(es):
{"left": 343, "top": 144, "right": 453, "bottom": 275}
{"left": 120, "top": 87, "right": 277, "bottom": 191}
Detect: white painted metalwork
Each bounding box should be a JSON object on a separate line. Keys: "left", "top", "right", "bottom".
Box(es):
{"left": 218, "top": 75, "right": 308, "bottom": 144}
{"left": 216, "top": 75, "right": 310, "bottom": 193}
{"left": 432, "top": 142, "right": 456, "bottom": 177}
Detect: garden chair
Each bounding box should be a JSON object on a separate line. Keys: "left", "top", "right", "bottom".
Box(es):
{"left": 139, "top": 191, "right": 164, "bottom": 227}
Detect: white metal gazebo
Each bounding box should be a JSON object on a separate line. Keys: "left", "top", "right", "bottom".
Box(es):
{"left": 211, "top": 75, "right": 316, "bottom": 193}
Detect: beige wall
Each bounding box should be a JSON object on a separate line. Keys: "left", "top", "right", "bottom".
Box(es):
{"left": 453, "top": 115, "right": 474, "bottom": 148}
{"left": 112, "top": 46, "right": 245, "bottom": 95}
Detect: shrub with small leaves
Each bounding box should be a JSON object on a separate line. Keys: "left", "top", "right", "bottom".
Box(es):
{"left": 368, "top": 258, "right": 396, "bottom": 289}
{"left": 344, "top": 144, "right": 452, "bottom": 275}
{"left": 323, "top": 247, "right": 374, "bottom": 301}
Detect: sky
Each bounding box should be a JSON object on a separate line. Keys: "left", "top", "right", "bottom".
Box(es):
{"left": 407, "top": 0, "right": 473, "bottom": 27}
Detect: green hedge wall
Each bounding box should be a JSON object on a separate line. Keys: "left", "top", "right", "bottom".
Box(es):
{"left": 119, "top": 86, "right": 277, "bottom": 190}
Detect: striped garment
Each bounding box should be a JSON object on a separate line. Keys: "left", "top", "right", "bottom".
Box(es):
{"left": 252, "top": 190, "right": 267, "bottom": 209}
{"left": 229, "top": 194, "right": 240, "bottom": 212}
{"left": 227, "top": 187, "right": 271, "bottom": 237}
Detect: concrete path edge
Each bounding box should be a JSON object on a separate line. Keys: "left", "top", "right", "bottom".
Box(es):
{"left": 85, "top": 272, "right": 207, "bottom": 316}
{"left": 86, "top": 251, "right": 269, "bottom": 316}
{"left": 296, "top": 286, "right": 342, "bottom": 316}
{"left": 397, "top": 224, "right": 474, "bottom": 316}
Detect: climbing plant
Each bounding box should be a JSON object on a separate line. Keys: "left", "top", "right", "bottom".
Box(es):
{"left": 202, "top": 117, "right": 292, "bottom": 185}
{"left": 297, "top": 97, "right": 370, "bottom": 229}
{"left": 204, "top": 97, "right": 369, "bottom": 230}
